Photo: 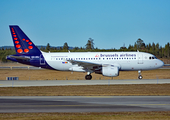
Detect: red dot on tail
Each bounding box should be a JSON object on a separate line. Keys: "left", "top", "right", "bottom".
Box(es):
{"left": 28, "top": 42, "right": 32, "bottom": 45}
{"left": 16, "top": 44, "right": 21, "bottom": 48}
{"left": 17, "top": 49, "right": 23, "bottom": 53}
{"left": 24, "top": 49, "right": 29, "bottom": 53}
{"left": 11, "top": 28, "right": 14, "bottom": 32}
{"left": 15, "top": 41, "right": 19, "bottom": 44}
{"left": 28, "top": 46, "right": 33, "bottom": 49}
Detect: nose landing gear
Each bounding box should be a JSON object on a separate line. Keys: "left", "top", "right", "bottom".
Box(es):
{"left": 138, "top": 70, "right": 143, "bottom": 79}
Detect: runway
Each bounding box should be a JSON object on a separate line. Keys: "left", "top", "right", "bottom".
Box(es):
{"left": 0, "top": 96, "right": 170, "bottom": 113}
{"left": 0, "top": 79, "right": 170, "bottom": 87}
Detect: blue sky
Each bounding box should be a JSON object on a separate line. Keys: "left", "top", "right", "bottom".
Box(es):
{"left": 0, "top": 0, "right": 170, "bottom": 49}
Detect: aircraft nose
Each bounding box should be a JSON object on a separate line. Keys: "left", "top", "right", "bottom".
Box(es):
{"left": 158, "top": 60, "right": 164, "bottom": 68}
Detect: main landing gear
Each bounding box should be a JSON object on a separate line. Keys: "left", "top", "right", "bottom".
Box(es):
{"left": 138, "top": 70, "right": 143, "bottom": 79}
{"left": 85, "top": 72, "right": 92, "bottom": 80}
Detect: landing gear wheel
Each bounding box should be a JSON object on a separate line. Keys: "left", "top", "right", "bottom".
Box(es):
{"left": 138, "top": 75, "right": 143, "bottom": 80}
{"left": 85, "top": 75, "right": 92, "bottom": 80}
{"left": 138, "top": 70, "right": 143, "bottom": 80}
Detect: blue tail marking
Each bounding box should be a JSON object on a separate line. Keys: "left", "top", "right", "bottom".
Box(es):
{"left": 9, "top": 25, "right": 41, "bottom": 55}
{"left": 8, "top": 25, "right": 55, "bottom": 70}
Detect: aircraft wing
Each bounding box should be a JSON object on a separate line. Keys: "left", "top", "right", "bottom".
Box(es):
{"left": 68, "top": 60, "right": 102, "bottom": 71}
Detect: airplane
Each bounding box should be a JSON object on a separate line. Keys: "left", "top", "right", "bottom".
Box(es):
{"left": 7, "top": 25, "right": 164, "bottom": 80}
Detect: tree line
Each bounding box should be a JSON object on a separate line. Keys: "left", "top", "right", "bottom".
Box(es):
{"left": 0, "top": 38, "right": 169, "bottom": 62}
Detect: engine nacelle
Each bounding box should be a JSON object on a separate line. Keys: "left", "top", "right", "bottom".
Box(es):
{"left": 102, "top": 66, "right": 119, "bottom": 77}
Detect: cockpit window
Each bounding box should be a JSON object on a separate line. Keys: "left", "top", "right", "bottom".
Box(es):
{"left": 149, "top": 56, "right": 157, "bottom": 60}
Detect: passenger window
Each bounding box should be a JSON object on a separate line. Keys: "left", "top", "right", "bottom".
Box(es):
{"left": 152, "top": 57, "right": 154, "bottom": 59}
{"left": 149, "top": 57, "right": 151, "bottom": 59}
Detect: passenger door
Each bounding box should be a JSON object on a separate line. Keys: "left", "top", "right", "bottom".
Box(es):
{"left": 138, "top": 54, "right": 143, "bottom": 64}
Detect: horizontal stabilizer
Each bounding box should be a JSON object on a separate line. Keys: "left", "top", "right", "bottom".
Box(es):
{"left": 8, "top": 55, "right": 30, "bottom": 60}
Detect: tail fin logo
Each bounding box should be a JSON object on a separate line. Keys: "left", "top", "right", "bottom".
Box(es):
{"left": 11, "top": 27, "right": 33, "bottom": 54}
{"left": 9, "top": 25, "right": 41, "bottom": 55}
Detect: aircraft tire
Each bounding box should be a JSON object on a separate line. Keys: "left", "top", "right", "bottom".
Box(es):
{"left": 85, "top": 75, "right": 92, "bottom": 80}
{"left": 138, "top": 75, "right": 143, "bottom": 79}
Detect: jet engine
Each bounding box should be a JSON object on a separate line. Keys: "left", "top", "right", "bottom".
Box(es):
{"left": 102, "top": 66, "right": 119, "bottom": 77}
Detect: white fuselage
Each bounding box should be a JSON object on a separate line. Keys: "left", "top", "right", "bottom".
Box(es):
{"left": 42, "top": 51, "right": 164, "bottom": 72}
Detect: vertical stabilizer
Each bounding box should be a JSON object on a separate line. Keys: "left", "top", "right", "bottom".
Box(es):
{"left": 9, "top": 25, "right": 41, "bottom": 55}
